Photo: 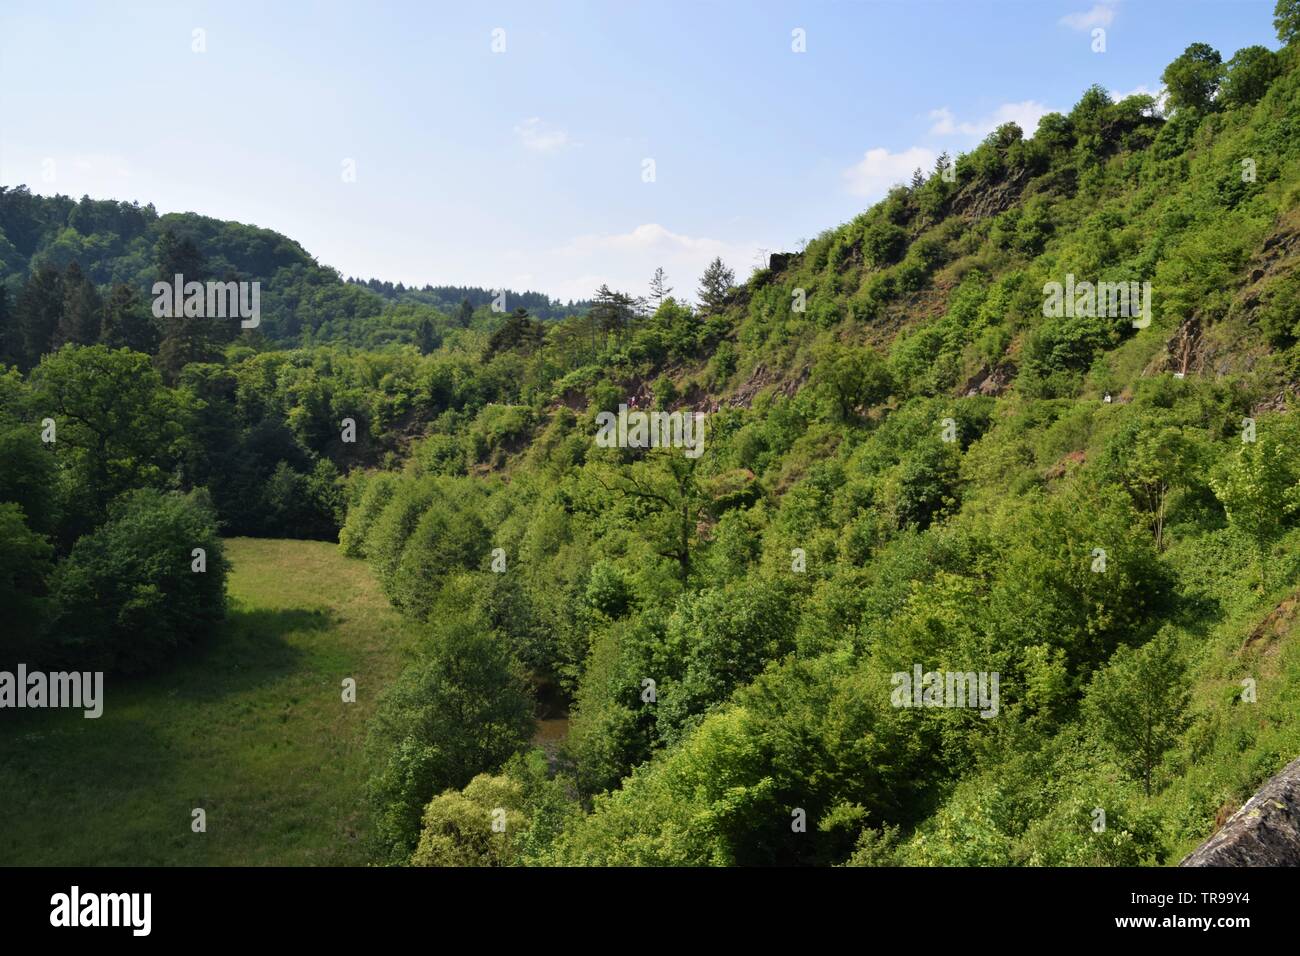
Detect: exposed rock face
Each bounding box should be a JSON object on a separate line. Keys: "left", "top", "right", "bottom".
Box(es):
{"left": 1180, "top": 756, "right": 1300, "bottom": 866}
{"left": 962, "top": 362, "right": 1016, "bottom": 397}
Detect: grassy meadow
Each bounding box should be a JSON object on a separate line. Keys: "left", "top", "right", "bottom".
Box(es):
{"left": 0, "top": 538, "right": 412, "bottom": 865}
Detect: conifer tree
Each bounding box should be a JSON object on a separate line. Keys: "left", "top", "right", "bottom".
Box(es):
{"left": 696, "top": 257, "right": 734, "bottom": 312}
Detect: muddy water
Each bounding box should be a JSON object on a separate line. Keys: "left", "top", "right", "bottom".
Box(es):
{"left": 532, "top": 717, "right": 570, "bottom": 771}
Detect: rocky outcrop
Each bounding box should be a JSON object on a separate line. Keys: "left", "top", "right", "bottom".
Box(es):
{"left": 962, "top": 361, "right": 1016, "bottom": 397}
{"left": 768, "top": 252, "right": 797, "bottom": 272}
{"left": 1180, "top": 756, "right": 1300, "bottom": 866}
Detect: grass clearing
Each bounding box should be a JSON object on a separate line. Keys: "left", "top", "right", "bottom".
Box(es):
{"left": 0, "top": 537, "right": 412, "bottom": 865}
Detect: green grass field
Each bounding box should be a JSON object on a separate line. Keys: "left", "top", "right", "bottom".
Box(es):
{"left": 0, "top": 538, "right": 412, "bottom": 866}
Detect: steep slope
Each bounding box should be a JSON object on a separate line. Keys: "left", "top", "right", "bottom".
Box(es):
{"left": 343, "top": 31, "right": 1300, "bottom": 867}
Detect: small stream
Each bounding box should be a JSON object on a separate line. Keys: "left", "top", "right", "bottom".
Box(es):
{"left": 532, "top": 716, "right": 570, "bottom": 771}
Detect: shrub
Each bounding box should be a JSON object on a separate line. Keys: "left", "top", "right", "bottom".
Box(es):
{"left": 366, "top": 619, "right": 533, "bottom": 863}
{"left": 47, "top": 489, "right": 226, "bottom": 674}
{"left": 338, "top": 472, "right": 399, "bottom": 557}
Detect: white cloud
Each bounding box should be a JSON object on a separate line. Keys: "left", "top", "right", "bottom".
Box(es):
{"left": 928, "top": 101, "right": 1054, "bottom": 140}
{"left": 556, "top": 223, "right": 737, "bottom": 258}
{"left": 1060, "top": 3, "right": 1116, "bottom": 31}
{"left": 539, "top": 223, "right": 767, "bottom": 304}
{"left": 1109, "top": 83, "right": 1155, "bottom": 101}
{"left": 1108, "top": 83, "right": 1167, "bottom": 113}
{"left": 842, "top": 146, "right": 935, "bottom": 199}
{"left": 514, "top": 117, "right": 571, "bottom": 153}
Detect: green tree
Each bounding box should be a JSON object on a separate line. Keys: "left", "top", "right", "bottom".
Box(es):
{"left": 415, "top": 317, "right": 437, "bottom": 355}
{"left": 15, "top": 263, "right": 63, "bottom": 369}
{"left": 366, "top": 619, "right": 534, "bottom": 863}
{"left": 0, "top": 286, "right": 14, "bottom": 367}
{"left": 649, "top": 266, "right": 673, "bottom": 307}
{"left": 455, "top": 298, "right": 474, "bottom": 328}
{"left": 1085, "top": 629, "right": 1190, "bottom": 796}
{"left": 1116, "top": 425, "right": 1204, "bottom": 551}
{"left": 28, "top": 345, "right": 180, "bottom": 528}
{"left": 0, "top": 422, "right": 60, "bottom": 536}
{"left": 484, "top": 308, "right": 544, "bottom": 359}
{"left": 862, "top": 221, "right": 907, "bottom": 267}
{"left": 696, "top": 257, "right": 735, "bottom": 312}
{"left": 410, "top": 773, "right": 525, "bottom": 867}
{"left": 99, "top": 283, "right": 160, "bottom": 353}
{"left": 811, "top": 342, "right": 893, "bottom": 420}
{"left": 154, "top": 229, "right": 225, "bottom": 382}
{"left": 1161, "top": 42, "right": 1224, "bottom": 114}
{"left": 894, "top": 440, "right": 962, "bottom": 530}
{"left": 1276, "top": 0, "right": 1300, "bottom": 45}
{"left": 47, "top": 489, "right": 227, "bottom": 674}
{"left": 592, "top": 448, "right": 710, "bottom": 582}
{"left": 338, "top": 472, "right": 399, "bottom": 557}
{"left": 656, "top": 577, "right": 799, "bottom": 743}
{"left": 0, "top": 502, "right": 54, "bottom": 660}
{"left": 389, "top": 488, "right": 489, "bottom": 619}
{"left": 1209, "top": 434, "right": 1300, "bottom": 583}
{"left": 1220, "top": 45, "right": 1281, "bottom": 107}
{"left": 52, "top": 262, "right": 101, "bottom": 349}
{"left": 588, "top": 285, "right": 643, "bottom": 350}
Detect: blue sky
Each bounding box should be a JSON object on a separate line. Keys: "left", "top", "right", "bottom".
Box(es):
{"left": 0, "top": 0, "right": 1281, "bottom": 303}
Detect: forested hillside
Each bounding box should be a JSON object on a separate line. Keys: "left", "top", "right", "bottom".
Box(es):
{"left": 342, "top": 18, "right": 1300, "bottom": 866}
{"left": 347, "top": 277, "right": 591, "bottom": 323}
{"left": 2, "top": 5, "right": 1299, "bottom": 868}
{"left": 0, "top": 190, "right": 579, "bottom": 351}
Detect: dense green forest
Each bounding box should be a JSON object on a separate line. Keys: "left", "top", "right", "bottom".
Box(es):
{"left": 346, "top": 277, "right": 591, "bottom": 322}
{"left": 3, "top": 5, "right": 1300, "bottom": 867}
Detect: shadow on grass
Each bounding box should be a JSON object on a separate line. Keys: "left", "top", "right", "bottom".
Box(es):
{"left": 162, "top": 605, "right": 337, "bottom": 703}
{"left": 0, "top": 597, "right": 359, "bottom": 864}
{"left": 0, "top": 716, "right": 186, "bottom": 864}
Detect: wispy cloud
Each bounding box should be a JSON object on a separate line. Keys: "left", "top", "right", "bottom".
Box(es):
{"left": 842, "top": 146, "right": 935, "bottom": 199}
{"left": 514, "top": 117, "right": 572, "bottom": 153}
{"left": 1060, "top": 3, "right": 1116, "bottom": 31}
{"left": 1108, "top": 83, "right": 1168, "bottom": 114}
{"left": 541, "top": 223, "right": 765, "bottom": 303}
{"left": 928, "top": 101, "right": 1054, "bottom": 140}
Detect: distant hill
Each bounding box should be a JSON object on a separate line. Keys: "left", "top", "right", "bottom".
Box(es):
{"left": 0, "top": 189, "right": 588, "bottom": 352}
{"left": 346, "top": 278, "right": 591, "bottom": 322}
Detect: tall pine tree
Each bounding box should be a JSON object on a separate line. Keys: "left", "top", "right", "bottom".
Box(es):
{"left": 154, "top": 229, "right": 221, "bottom": 382}
{"left": 53, "top": 261, "right": 103, "bottom": 348}
{"left": 101, "top": 283, "right": 160, "bottom": 353}
{"left": 15, "top": 263, "right": 64, "bottom": 369}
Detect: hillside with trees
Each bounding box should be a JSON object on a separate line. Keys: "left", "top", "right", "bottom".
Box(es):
{"left": 2, "top": 2, "right": 1300, "bottom": 869}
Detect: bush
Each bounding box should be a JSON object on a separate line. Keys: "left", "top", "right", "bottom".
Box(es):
{"left": 0, "top": 502, "right": 54, "bottom": 661}
{"left": 366, "top": 619, "right": 534, "bottom": 863}
{"left": 47, "top": 489, "right": 226, "bottom": 674}
{"left": 410, "top": 773, "right": 525, "bottom": 867}
{"left": 388, "top": 485, "right": 490, "bottom": 619}
{"left": 338, "top": 472, "right": 398, "bottom": 556}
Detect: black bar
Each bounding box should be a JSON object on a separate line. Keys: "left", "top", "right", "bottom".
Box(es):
{"left": 0, "top": 866, "right": 1280, "bottom": 942}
